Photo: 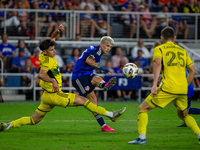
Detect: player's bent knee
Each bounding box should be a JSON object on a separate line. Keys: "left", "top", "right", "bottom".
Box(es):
{"left": 74, "top": 95, "right": 87, "bottom": 105}
{"left": 138, "top": 101, "right": 152, "bottom": 112}
{"left": 182, "top": 109, "right": 188, "bottom": 118}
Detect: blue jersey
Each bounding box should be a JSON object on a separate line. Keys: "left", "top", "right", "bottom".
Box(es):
{"left": 11, "top": 56, "right": 27, "bottom": 68}
{"left": 72, "top": 45, "right": 102, "bottom": 80}
{"left": 186, "top": 71, "right": 194, "bottom": 98}
{"left": 0, "top": 43, "right": 15, "bottom": 56}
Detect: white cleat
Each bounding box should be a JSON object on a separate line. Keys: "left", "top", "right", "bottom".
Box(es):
{"left": 110, "top": 107, "right": 126, "bottom": 122}
{"left": 0, "top": 122, "right": 11, "bottom": 132}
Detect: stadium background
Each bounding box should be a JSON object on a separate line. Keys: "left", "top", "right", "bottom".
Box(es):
{"left": 0, "top": 0, "right": 200, "bottom": 102}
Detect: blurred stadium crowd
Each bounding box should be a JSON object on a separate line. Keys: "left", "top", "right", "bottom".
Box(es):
{"left": 0, "top": 0, "right": 199, "bottom": 38}
{"left": 0, "top": 0, "right": 200, "bottom": 101}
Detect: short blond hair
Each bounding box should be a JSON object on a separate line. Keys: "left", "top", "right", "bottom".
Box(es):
{"left": 100, "top": 36, "right": 114, "bottom": 45}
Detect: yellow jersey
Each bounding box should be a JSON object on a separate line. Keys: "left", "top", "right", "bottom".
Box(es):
{"left": 153, "top": 41, "right": 193, "bottom": 94}
{"left": 39, "top": 52, "right": 62, "bottom": 92}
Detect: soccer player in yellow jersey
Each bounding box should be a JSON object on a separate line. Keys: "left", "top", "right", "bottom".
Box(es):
{"left": 0, "top": 24, "right": 126, "bottom": 132}
{"left": 128, "top": 26, "right": 200, "bottom": 145}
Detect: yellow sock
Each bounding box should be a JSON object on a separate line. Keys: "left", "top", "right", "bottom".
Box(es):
{"left": 11, "top": 117, "right": 35, "bottom": 128}
{"left": 138, "top": 111, "right": 148, "bottom": 134}
{"left": 184, "top": 115, "right": 200, "bottom": 135}
{"left": 84, "top": 100, "right": 107, "bottom": 116}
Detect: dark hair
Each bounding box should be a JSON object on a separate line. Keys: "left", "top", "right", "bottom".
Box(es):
{"left": 39, "top": 39, "right": 57, "bottom": 51}
{"left": 161, "top": 26, "right": 174, "bottom": 41}
{"left": 18, "top": 39, "right": 24, "bottom": 46}
{"left": 71, "top": 48, "right": 80, "bottom": 56}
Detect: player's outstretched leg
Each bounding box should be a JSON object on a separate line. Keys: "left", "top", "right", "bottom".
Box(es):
{"left": 103, "top": 77, "right": 117, "bottom": 91}
{"left": 83, "top": 99, "right": 126, "bottom": 122}
{"left": 0, "top": 116, "right": 36, "bottom": 132}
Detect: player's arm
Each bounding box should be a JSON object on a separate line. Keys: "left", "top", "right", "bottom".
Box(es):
{"left": 187, "top": 65, "right": 196, "bottom": 85}
{"left": 38, "top": 69, "right": 59, "bottom": 92}
{"left": 85, "top": 56, "right": 110, "bottom": 74}
{"left": 151, "top": 57, "right": 162, "bottom": 96}
{"left": 85, "top": 56, "right": 101, "bottom": 69}
{"left": 51, "top": 24, "right": 65, "bottom": 41}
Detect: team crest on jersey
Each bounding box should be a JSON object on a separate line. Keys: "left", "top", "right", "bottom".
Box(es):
{"left": 90, "top": 46, "right": 94, "bottom": 49}
{"left": 85, "top": 86, "right": 90, "bottom": 91}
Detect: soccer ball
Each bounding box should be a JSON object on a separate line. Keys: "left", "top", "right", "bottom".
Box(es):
{"left": 122, "top": 63, "right": 138, "bottom": 79}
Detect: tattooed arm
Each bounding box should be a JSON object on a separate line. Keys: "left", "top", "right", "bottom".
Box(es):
{"left": 85, "top": 56, "right": 110, "bottom": 73}
{"left": 85, "top": 56, "right": 100, "bottom": 69}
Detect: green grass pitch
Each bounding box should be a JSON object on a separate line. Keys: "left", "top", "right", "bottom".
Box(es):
{"left": 0, "top": 101, "right": 200, "bottom": 150}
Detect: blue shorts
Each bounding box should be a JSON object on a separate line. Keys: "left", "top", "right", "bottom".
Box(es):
{"left": 72, "top": 74, "right": 97, "bottom": 97}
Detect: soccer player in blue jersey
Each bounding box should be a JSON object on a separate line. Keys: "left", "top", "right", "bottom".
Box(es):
{"left": 72, "top": 36, "right": 118, "bottom": 132}
{"left": 177, "top": 71, "right": 200, "bottom": 127}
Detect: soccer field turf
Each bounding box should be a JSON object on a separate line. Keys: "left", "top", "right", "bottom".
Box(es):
{"left": 0, "top": 101, "right": 200, "bottom": 150}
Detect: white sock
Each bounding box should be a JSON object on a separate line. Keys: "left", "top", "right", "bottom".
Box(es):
{"left": 101, "top": 124, "right": 106, "bottom": 128}
{"left": 105, "top": 111, "right": 113, "bottom": 117}
{"left": 139, "top": 134, "right": 146, "bottom": 140}
{"left": 197, "top": 133, "right": 200, "bottom": 139}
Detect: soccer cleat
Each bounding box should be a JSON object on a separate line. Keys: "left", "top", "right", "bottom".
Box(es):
{"left": 101, "top": 125, "right": 115, "bottom": 132}
{"left": 0, "top": 122, "right": 11, "bottom": 132}
{"left": 128, "top": 138, "right": 147, "bottom": 145}
{"left": 177, "top": 123, "right": 187, "bottom": 127}
{"left": 109, "top": 107, "right": 126, "bottom": 122}
{"left": 103, "top": 77, "right": 117, "bottom": 91}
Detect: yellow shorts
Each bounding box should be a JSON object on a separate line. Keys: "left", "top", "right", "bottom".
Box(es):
{"left": 36, "top": 91, "right": 75, "bottom": 116}
{"left": 145, "top": 87, "right": 187, "bottom": 111}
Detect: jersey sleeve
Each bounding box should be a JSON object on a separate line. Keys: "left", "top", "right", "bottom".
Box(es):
{"left": 40, "top": 57, "right": 51, "bottom": 71}
{"left": 87, "top": 46, "right": 98, "bottom": 61}
{"left": 186, "top": 52, "right": 194, "bottom": 68}
{"left": 152, "top": 46, "right": 162, "bottom": 63}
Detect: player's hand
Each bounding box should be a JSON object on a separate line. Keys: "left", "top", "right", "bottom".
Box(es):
{"left": 52, "top": 80, "right": 59, "bottom": 92}
{"left": 58, "top": 24, "right": 65, "bottom": 32}
{"left": 100, "top": 67, "right": 110, "bottom": 73}
{"left": 151, "top": 85, "right": 157, "bottom": 97}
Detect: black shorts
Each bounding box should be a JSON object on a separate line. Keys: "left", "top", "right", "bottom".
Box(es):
{"left": 72, "top": 74, "right": 97, "bottom": 97}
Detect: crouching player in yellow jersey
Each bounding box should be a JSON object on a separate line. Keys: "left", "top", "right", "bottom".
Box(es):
{"left": 128, "top": 26, "right": 200, "bottom": 145}
{"left": 0, "top": 24, "right": 126, "bottom": 132}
